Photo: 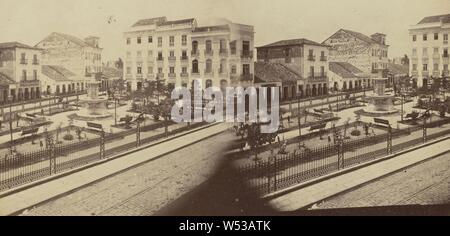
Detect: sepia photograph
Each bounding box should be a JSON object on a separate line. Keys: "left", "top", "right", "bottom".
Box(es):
{"left": 0, "top": 0, "right": 449, "bottom": 223}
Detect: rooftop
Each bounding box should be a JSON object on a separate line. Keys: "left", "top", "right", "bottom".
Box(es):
{"left": 131, "top": 16, "right": 194, "bottom": 27}
{"left": 340, "top": 29, "right": 385, "bottom": 46}
{"left": 40, "top": 32, "right": 101, "bottom": 48}
{"left": 102, "top": 66, "right": 123, "bottom": 79}
{"left": 417, "top": 14, "right": 450, "bottom": 24}
{"left": 41, "top": 65, "right": 76, "bottom": 82}
{"left": 387, "top": 63, "right": 409, "bottom": 76}
{"left": 329, "top": 62, "right": 363, "bottom": 78}
{"left": 0, "top": 72, "right": 15, "bottom": 85}
{"left": 192, "top": 24, "right": 230, "bottom": 33}
{"left": 258, "top": 38, "right": 325, "bottom": 48}
{"left": 0, "top": 42, "right": 41, "bottom": 50}
{"left": 254, "top": 61, "right": 302, "bottom": 84}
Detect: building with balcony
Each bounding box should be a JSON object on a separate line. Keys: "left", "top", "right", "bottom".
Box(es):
{"left": 36, "top": 32, "right": 103, "bottom": 91}
{"left": 123, "top": 17, "right": 254, "bottom": 91}
{"left": 255, "top": 38, "right": 330, "bottom": 100}
{"left": 408, "top": 14, "right": 450, "bottom": 88}
{"left": 322, "top": 29, "right": 389, "bottom": 82}
{"left": 0, "top": 42, "right": 43, "bottom": 103}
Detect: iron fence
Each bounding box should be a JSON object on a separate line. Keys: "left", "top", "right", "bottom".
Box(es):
{"left": 0, "top": 121, "right": 207, "bottom": 192}
{"left": 238, "top": 118, "right": 450, "bottom": 196}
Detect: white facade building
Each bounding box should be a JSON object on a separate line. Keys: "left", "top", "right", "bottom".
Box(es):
{"left": 123, "top": 17, "right": 255, "bottom": 91}
{"left": 409, "top": 14, "right": 450, "bottom": 88}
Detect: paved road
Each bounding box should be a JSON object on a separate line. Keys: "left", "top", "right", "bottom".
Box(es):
{"left": 18, "top": 130, "right": 235, "bottom": 216}
{"left": 268, "top": 137, "right": 450, "bottom": 211}
{"left": 314, "top": 151, "right": 450, "bottom": 209}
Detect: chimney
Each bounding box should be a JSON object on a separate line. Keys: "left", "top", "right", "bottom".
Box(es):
{"left": 85, "top": 36, "right": 100, "bottom": 48}
{"left": 370, "top": 33, "right": 386, "bottom": 45}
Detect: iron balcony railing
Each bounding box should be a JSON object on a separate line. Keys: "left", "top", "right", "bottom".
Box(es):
{"left": 180, "top": 56, "right": 189, "bottom": 62}
{"left": 204, "top": 70, "right": 214, "bottom": 76}
{"left": 204, "top": 49, "right": 213, "bottom": 56}
{"left": 241, "top": 50, "right": 253, "bottom": 59}
{"left": 219, "top": 49, "right": 228, "bottom": 56}
{"left": 191, "top": 50, "right": 199, "bottom": 57}
{"left": 240, "top": 73, "right": 253, "bottom": 81}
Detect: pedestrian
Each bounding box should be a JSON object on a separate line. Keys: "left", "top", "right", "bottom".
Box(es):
{"left": 40, "top": 140, "right": 43, "bottom": 148}
{"left": 287, "top": 115, "right": 291, "bottom": 124}
{"left": 328, "top": 136, "right": 331, "bottom": 143}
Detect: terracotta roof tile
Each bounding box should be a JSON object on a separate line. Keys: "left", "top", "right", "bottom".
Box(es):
{"left": 329, "top": 62, "right": 363, "bottom": 78}
{"left": 258, "top": 38, "right": 325, "bottom": 48}
{"left": 42, "top": 65, "right": 76, "bottom": 82}
{"left": 255, "top": 61, "right": 302, "bottom": 84}
{"left": 0, "top": 42, "right": 41, "bottom": 50}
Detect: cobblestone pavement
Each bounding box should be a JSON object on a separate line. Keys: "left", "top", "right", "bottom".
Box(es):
{"left": 315, "top": 152, "right": 450, "bottom": 209}
{"left": 21, "top": 131, "right": 236, "bottom": 216}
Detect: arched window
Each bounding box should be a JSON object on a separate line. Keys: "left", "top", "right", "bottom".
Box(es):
{"left": 192, "top": 59, "right": 199, "bottom": 73}
{"left": 192, "top": 41, "right": 198, "bottom": 52}
{"left": 205, "top": 79, "right": 212, "bottom": 88}
{"left": 220, "top": 79, "right": 228, "bottom": 91}
{"left": 219, "top": 59, "right": 227, "bottom": 73}
{"left": 205, "top": 59, "right": 212, "bottom": 73}
{"left": 219, "top": 39, "right": 226, "bottom": 52}
{"left": 205, "top": 40, "right": 212, "bottom": 52}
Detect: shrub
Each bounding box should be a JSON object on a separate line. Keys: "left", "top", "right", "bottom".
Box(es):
{"left": 350, "top": 129, "right": 361, "bottom": 136}
{"left": 63, "top": 133, "right": 74, "bottom": 141}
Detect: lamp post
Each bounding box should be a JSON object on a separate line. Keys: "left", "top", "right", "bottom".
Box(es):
{"left": 114, "top": 89, "right": 119, "bottom": 126}
{"left": 8, "top": 95, "right": 13, "bottom": 143}
{"left": 297, "top": 91, "right": 302, "bottom": 148}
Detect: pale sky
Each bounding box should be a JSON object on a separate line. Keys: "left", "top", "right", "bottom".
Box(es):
{"left": 1, "top": 0, "right": 449, "bottom": 61}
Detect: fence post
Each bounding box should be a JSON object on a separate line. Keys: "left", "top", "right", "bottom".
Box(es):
{"left": 387, "top": 125, "right": 392, "bottom": 155}
{"left": 136, "top": 121, "right": 141, "bottom": 147}
{"left": 49, "top": 142, "right": 56, "bottom": 175}
{"left": 423, "top": 117, "right": 427, "bottom": 143}
{"left": 100, "top": 129, "right": 105, "bottom": 159}
{"left": 337, "top": 139, "right": 344, "bottom": 170}
{"left": 267, "top": 151, "right": 276, "bottom": 193}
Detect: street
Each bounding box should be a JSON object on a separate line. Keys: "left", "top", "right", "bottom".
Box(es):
{"left": 20, "top": 130, "right": 236, "bottom": 216}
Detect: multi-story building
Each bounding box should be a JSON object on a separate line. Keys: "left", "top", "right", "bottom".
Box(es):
{"left": 123, "top": 17, "right": 254, "bottom": 91}
{"left": 408, "top": 14, "right": 450, "bottom": 88}
{"left": 36, "top": 32, "right": 103, "bottom": 93}
{"left": 256, "top": 38, "right": 329, "bottom": 100}
{"left": 0, "top": 42, "right": 42, "bottom": 103}
{"left": 322, "top": 29, "right": 389, "bottom": 87}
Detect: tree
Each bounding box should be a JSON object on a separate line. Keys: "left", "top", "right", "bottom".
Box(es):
{"left": 158, "top": 98, "right": 174, "bottom": 137}
{"left": 115, "top": 58, "right": 123, "bottom": 69}
{"left": 401, "top": 54, "right": 409, "bottom": 66}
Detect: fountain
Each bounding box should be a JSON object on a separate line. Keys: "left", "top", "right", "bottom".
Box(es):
{"left": 71, "top": 81, "right": 112, "bottom": 120}
{"left": 362, "top": 75, "right": 398, "bottom": 115}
